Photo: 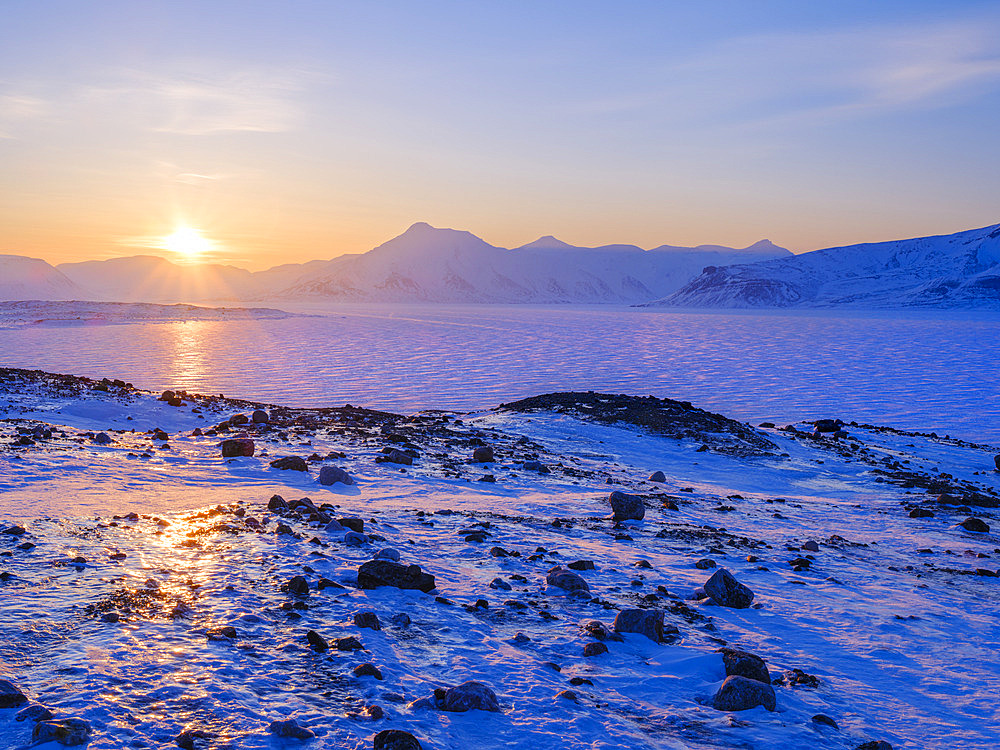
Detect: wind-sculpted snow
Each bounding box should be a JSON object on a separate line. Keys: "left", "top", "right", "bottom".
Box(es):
{"left": 654, "top": 222, "right": 1000, "bottom": 309}
{"left": 2, "top": 370, "right": 1000, "bottom": 748}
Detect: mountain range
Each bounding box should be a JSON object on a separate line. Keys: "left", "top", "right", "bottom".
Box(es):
{"left": 0, "top": 222, "right": 790, "bottom": 304}
{"left": 654, "top": 222, "right": 1000, "bottom": 309}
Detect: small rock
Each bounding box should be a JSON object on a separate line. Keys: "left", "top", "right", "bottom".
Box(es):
{"left": 345, "top": 531, "right": 369, "bottom": 546}
{"left": 287, "top": 576, "right": 310, "bottom": 596}
{"left": 695, "top": 558, "right": 716, "bottom": 570}
{"left": 489, "top": 577, "right": 512, "bottom": 591}
{"left": 353, "top": 663, "right": 383, "bottom": 679}
{"left": 472, "top": 446, "right": 494, "bottom": 463}
{"left": 546, "top": 566, "right": 590, "bottom": 593}
{"left": 856, "top": 742, "right": 893, "bottom": 750}
{"left": 270, "top": 456, "right": 309, "bottom": 472}
{"left": 33, "top": 718, "right": 92, "bottom": 746}
{"left": 252, "top": 409, "right": 270, "bottom": 424}
{"left": 373, "top": 729, "right": 423, "bottom": 750}
{"left": 0, "top": 678, "right": 27, "bottom": 708}
{"left": 336, "top": 636, "right": 364, "bottom": 651}
{"left": 802, "top": 540, "right": 820, "bottom": 552}
{"left": 175, "top": 729, "right": 216, "bottom": 749}
{"left": 704, "top": 568, "right": 754, "bottom": 608}
{"left": 306, "top": 630, "right": 329, "bottom": 652}
{"left": 319, "top": 466, "right": 354, "bottom": 485}
{"left": 583, "top": 641, "right": 608, "bottom": 657}
{"left": 609, "top": 490, "right": 645, "bottom": 522}
{"left": 220, "top": 438, "right": 254, "bottom": 458}
{"left": 16, "top": 704, "right": 54, "bottom": 722}
{"left": 358, "top": 560, "right": 435, "bottom": 593}
{"left": 648, "top": 470, "right": 666, "bottom": 483}
{"left": 612, "top": 609, "right": 665, "bottom": 642}
{"left": 383, "top": 449, "right": 413, "bottom": 465}
{"left": 567, "top": 560, "right": 595, "bottom": 571}
{"left": 268, "top": 718, "right": 315, "bottom": 739}
{"left": 355, "top": 611, "right": 382, "bottom": 630}
{"left": 909, "top": 508, "right": 935, "bottom": 518}
{"left": 375, "top": 548, "right": 401, "bottom": 561}
{"left": 812, "top": 714, "right": 839, "bottom": 728}
{"left": 93, "top": 432, "right": 113, "bottom": 445}
{"left": 340, "top": 517, "right": 365, "bottom": 533}
{"left": 441, "top": 680, "right": 501, "bottom": 712}
{"left": 268, "top": 495, "right": 289, "bottom": 511}
{"left": 556, "top": 690, "right": 578, "bottom": 701}
{"left": 712, "top": 675, "right": 776, "bottom": 711}
{"left": 390, "top": 613, "right": 411, "bottom": 627}
{"left": 719, "top": 648, "right": 771, "bottom": 684}
{"left": 960, "top": 517, "right": 990, "bottom": 533}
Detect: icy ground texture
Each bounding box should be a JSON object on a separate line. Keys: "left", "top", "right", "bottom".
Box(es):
{"left": 1, "top": 303, "right": 998, "bottom": 443}
{"left": 2, "top": 373, "right": 1000, "bottom": 749}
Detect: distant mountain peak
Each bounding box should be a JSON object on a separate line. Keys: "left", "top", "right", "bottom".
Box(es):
{"left": 517, "top": 235, "right": 576, "bottom": 251}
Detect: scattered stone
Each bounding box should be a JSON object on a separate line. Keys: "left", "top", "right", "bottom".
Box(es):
{"left": 441, "top": 681, "right": 501, "bottom": 712}
{"left": 556, "top": 690, "right": 578, "bottom": 701}
{"left": 306, "top": 630, "right": 329, "bottom": 652}
{"left": 382, "top": 449, "right": 413, "bottom": 465}
{"left": 609, "top": 490, "right": 645, "bottom": 522}
{"left": 546, "top": 566, "right": 590, "bottom": 593}
{"left": 391, "top": 613, "right": 412, "bottom": 627}
{"left": 268, "top": 718, "right": 315, "bottom": 739}
{"left": 375, "top": 548, "right": 401, "bottom": 561}
{"left": 704, "top": 568, "right": 754, "bottom": 608}
{"left": 648, "top": 470, "right": 666, "bottom": 483}
{"left": 909, "top": 508, "right": 935, "bottom": 518}
{"left": 268, "top": 494, "right": 289, "bottom": 511}
{"left": 346, "top": 531, "right": 369, "bottom": 546}
{"left": 33, "top": 718, "right": 92, "bottom": 746}
{"left": 355, "top": 611, "right": 382, "bottom": 630}
{"left": 612, "top": 609, "right": 665, "bottom": 642}
{"left": 856, "top": 742, "right": 893, "bottom": 750}
{"left": 252, "top": 409, "right": 270, "bottom": 423}
{"left": 373, "top": 729, "right": 423, "bottom": 750}
{"left": 270, "top": 456, "right": 308, "bottom": 472}
{"left": 340, "top": 517, "right": 365, "bottom": 533}
{"left": 336, "top": 636, "right": 364, "bottom": 651}
{"left": 567, "top": 560, "right": 595, "bottom": 571}
{"left": 93, "top": 432, "right": 113, "bottom": 445}
{"left": 777, "top": 668, "right": 820, "bottom": 687}
{"left": 287, "top": 576, "right": 310, "bottom": 596}
{"left": 319, "top": 466, "right": 354, "bottom": 485}
{"left": 472, "top": 446, "right": 494, "bottom": 463}
{"left": 353, "top": 663, "right": 383, "bottom": 679}
{"left": 960, "top": 517, "right": 990, "bottom": 533}
{"left": 0, "top": 679, "right": 27, "bottom": 708}
{"left": 695, "top": 558, "right": 716, "bottom": 570}
{"left": 719, "top": 648, "right": 771, "bottom": 684}
{"left": 220, "top": 438, "right": 254, "bottom": 458}
{"left": 802, "top": 540, "right": 820, "bottom": 552}
{"left": 207, "top": 625, "right": 237, "bottom": 639}
{"left": 16, "top": 704, "right": 54, "bottom": 722}
{"left": 812, "top": 714, "right": 839, "bottom": 729}
{"left": 176, "top": 729, "right": 217, "bottom": 749}
{"left": 994, "top": 455, "right": 1000, "bottom": 471}
{"left": 583, "top": 641, "right": 608, "bottom": 657}
{"left": 712, "top": 675, "right": 776, "bottom": 712}
{"left": 489, "top": 577, "right": 512, "bottom": 591}
{"left": 358, "top": 560, "right": 436, "bottom": 593}
{"left": 1, "top": 525, "right": 26, "bottom": 536}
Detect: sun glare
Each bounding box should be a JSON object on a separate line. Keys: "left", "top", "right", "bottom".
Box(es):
{"left": 163, "top": 227, "right": 212, "bottom": 260}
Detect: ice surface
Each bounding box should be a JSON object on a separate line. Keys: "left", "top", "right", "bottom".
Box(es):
{"left": 0, "top": 303, "right": 997, "bottom": 442}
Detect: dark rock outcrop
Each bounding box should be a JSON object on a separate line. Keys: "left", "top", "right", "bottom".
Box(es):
{"left": 358, "top": 560, "right": 435, "bottom": 593}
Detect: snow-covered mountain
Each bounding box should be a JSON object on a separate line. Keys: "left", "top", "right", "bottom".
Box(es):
{"left": 270, "top": 222, "right": 790, "bottom": 304}
{"left": 0, "top": 255, "right": 83, "bottom": 301}
{"left": 56, "top": 256, "right": 256, "bottom": 302}
{"left": 652, "top": 223, "right": 1000, "bottom": 309}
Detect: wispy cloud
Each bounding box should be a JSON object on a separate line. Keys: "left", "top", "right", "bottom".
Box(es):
{"left": 83, "top": 67, "right": 311, "bottom": 135}
{"left": 583, "top": 14, "right": 1000, "bottom": 129}
{"left": 0, "top": 92, "right": 48, "bottom": 138}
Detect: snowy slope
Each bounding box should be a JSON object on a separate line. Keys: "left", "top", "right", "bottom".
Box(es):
{"left": 272, "top": 222, "right": 790, "bottom": 304}
{"left": 653, "top": 223, "right": 1000, "bottom": 309}
{"left": 0, "top": 255, "right": 84, "bottom": 301}
{"left": 57, "top": 255, "right": 257, "bottom": 302}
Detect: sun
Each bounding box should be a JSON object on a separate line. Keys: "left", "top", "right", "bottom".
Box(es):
{"left": 163, "top": 227, "right": 212, "bottom": 259}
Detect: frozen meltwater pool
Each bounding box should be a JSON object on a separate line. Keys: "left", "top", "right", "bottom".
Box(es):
{"left": 1, "top": 303, "right": 998, "bottom": 443}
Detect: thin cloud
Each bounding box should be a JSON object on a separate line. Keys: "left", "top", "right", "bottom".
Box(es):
{"left": 0, "top": 92, "right": 48, "bottom": 139}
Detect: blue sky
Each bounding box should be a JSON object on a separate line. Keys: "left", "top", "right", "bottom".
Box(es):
{"left": 2, "top": 1, "right": 999, "bottom": 268}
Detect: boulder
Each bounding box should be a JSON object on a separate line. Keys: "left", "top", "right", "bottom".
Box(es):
{"left": 287, "top": 576, "right": 310, "bottom": 596}
{"left": 719, "top": 648, "right": 771, "bottom": 684}
{"left": 472, "top": 446, "right": 494, "bottom": 463}
{"left": 93, "top": 432, "right": 113, "bottom": 445}
{"left": 252, "top": 409, "right": 270, "bottom": 424}
{"left": 306, "top": 630, "right": 328, "bottom": 652}
{"left": 270, "top": 456, "right": 308, "bottom": 472}
{"left": 583, "top": 641, "right": 608, "bottom": 657}
{"left": 704, "top": 568, "right": 754, "bottom": 608}
{"left": 220, "top": 438, "right": 254, "bottom": 458}
{"left": 354, "top": 611, "right": 382, "bottom": 630}
{"left": 374, "top": 729, "right": 423, "bottom": 750}
{"left": 16, "top": 704, "right": 53, "bottom": 722}
{"left": 712, "top": 675, "right": 776, "bottom": 711}
{"left": 648, "top": 470, "right": 666, "bottom": 483}
{"left": 567, "top": 560, "right": 595, "bottom": 571}
{"left": 609, "top": 491, "right": 644, "bottom": 522}
{"left": 0, "top": 678, "right": 27, "bottom": 708}
{"left": 32, "top": 718, "right": 92, "bottom": 746}
{"left": 546, "top": 566, "right": 589, "bottom": 593}
{"left": 340, "top": 517, "right": 364, "bottom": 533}
{"left": 268, "top": 494, "right": 289, "bottom": 511}
{"left": 612, "top": 609, "right": 665, "bottom": 642}
{"left": 353, "top": 663, "right": 383, "bottom": 679}
{"left": 358, "top": 560, "right": 435, "bottom": 593}
{"left": 230, "top": 414, "right": 249, "bottom": 425}
{"left": 319, "top": 466, "right": 354, "bottom": 485}
{"left": 441, "top": 681, "right": 501, "bottom": 712}
{"left": 960, "top": 517, "right": 990, "bottom": 533}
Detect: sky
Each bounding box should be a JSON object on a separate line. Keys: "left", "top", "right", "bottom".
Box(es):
{"left": 2, "top": 1, "right": 1000, "bottom": 270}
